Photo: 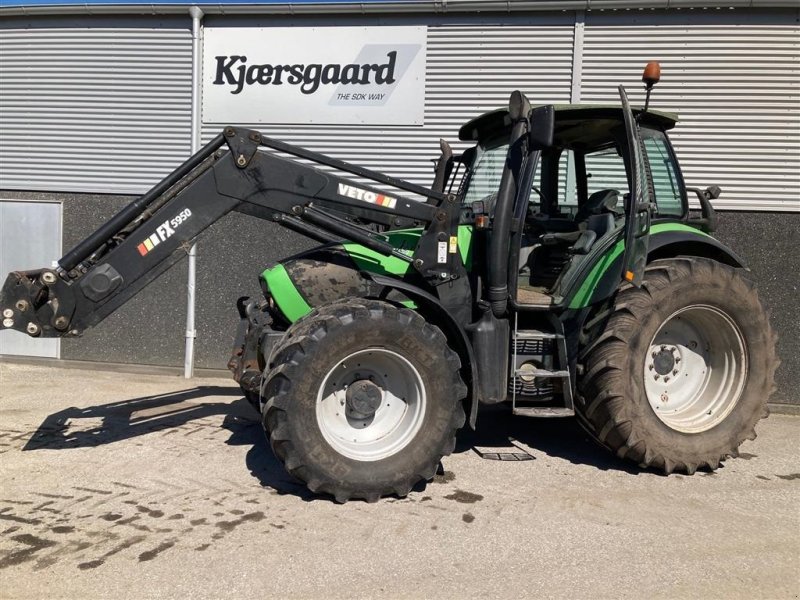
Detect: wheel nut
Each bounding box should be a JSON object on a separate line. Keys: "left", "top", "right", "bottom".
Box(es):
{"left": 26, "top": 322, "right": 40, "bottom": 335}
{"left": 654, "top": 375, "right": 660, "bottom": 381}
{"left": 675, "top": 357, "right": 681, "bottom": 363}
{"left": 672, "top": 369, "right": 678, "bottom": 375}
{"left": 648, "top": 364, "right": 654, "bottom": 371}
{"left": 2, "top": 308, "right": 13, "bottom": 318}
{"left": 651, "top": 351, "right": 657, "bottom": 358}
{"left": 660, "top": 393, "right": 669, "bottom": 402}
{"left": 54, "top": 316, "right": 69, "bottom": 330}
{"left": 664, "top": 376, "right": 670, "bottom": 383}
{"left": 660, "top": 345, "right": 667, "bottom": 351}
{"left": 15, "top": 300, "right": 28, "bottom": 312}
{"left": 41, "top": 272, "right": 56, "bottom": 284}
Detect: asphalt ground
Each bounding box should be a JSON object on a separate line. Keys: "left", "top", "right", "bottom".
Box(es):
{"left": 0, "top": 362, "right": 798, "bottom": 599}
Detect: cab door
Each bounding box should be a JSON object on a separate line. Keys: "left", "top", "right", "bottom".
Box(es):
{"left": 619, "top": 85, "right": 653, "bottom": 286}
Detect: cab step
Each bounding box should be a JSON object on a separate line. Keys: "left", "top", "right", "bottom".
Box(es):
{"left": 511, "top": 318, "right": 575, "bottom": 414}
{"left": 514, "top": 330, "right": 563, "bottom": 340}
{"left": 512, "top": 407, "right": 575, "bottom": 418}
{"left": 513, "top": 368, "right": 569, "bottom": 378}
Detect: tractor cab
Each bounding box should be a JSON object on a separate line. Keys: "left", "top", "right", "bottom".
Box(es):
{"left": 454, "top": 102, "right": 687, "bottom": 308}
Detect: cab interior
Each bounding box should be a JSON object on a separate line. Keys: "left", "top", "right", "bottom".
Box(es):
{"left": 455, "top": 105, "right": 685, "bottom": 307}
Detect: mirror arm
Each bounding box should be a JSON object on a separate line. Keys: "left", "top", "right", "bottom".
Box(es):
{"left": 686, "top": 186, "right": 719, "bottom": 233}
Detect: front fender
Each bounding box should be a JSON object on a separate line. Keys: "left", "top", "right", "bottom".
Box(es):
{"left": 365, "top": 273, "right": 480, "bottom": 430}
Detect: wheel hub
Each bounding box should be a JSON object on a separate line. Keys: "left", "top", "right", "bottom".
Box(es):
{"left": 346, "top": 379, "right": 383, "bottom": 419}
{"left": 652, "top": 348, "right": 676, "bottom": 375}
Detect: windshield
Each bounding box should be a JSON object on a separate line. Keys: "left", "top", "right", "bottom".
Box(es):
{"left": 461, "top": 142, "right": 509, "bottom": 205}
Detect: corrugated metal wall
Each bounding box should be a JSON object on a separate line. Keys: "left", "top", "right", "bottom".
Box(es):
{"left": 1, "top": 11, "right": 797, "bottom": 211}
{"left": 201, "top": 18, "right": 576, "bottom": 190}
{"left": 0, "top": 25, "right": 192, "bottom": 194}
{"left": 580, "top": 12, "right": 800, "bottom": 211}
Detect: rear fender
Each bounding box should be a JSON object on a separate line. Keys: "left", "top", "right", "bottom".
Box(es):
{"left": 566, "top": 223, "right": 745, "bottom": 311}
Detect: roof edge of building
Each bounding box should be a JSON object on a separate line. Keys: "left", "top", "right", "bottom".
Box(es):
{"left": 1, "top": 0, "right": 797, "bottom": 18}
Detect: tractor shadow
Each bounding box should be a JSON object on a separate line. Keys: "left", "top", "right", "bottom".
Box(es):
{"left": 21, "top": 385, "right": 314, "bottom": 500}
{"left": 455, "top": 404, "right": 642, "bottom": 475}
{"left": 23, "top": 387, "right": 642, "bottom": 504}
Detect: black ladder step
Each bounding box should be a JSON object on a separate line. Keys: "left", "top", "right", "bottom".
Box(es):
{"left": 513, "top": 407, "right": 575, "bottom": 418}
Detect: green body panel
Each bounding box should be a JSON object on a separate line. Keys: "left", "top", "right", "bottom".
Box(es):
{"left": 262, "top": 263, "right": 312, "bottom": 323}
{"left": 457, "top": 225, "right": 474, "bottom": 270}
{"left": 343, "top": 225, "right": 474, "bottom": 275}
{"left": 567, "top": 222, "right": 710, "bottom": 309}
{"left": 263, "top": 226, "right": 474, "bottom": 323}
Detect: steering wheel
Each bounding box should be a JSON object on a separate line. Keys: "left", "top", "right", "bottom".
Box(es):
{"left": 526, "top": 186, "right": 549, "bottom": 223}
{"left": 531, "top": 186, "right": 547, "bottom": 204}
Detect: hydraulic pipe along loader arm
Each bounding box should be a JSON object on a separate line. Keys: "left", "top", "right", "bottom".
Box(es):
{"left": 0, "top": 126, "right": 468, "bottom": 341}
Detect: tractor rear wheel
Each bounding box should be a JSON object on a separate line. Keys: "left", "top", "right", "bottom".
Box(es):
{"left": 262, "top": 299, "right": 466, "bottom": 502}
{"left": 576, "top": 257, "right": 778, "bottom": 474}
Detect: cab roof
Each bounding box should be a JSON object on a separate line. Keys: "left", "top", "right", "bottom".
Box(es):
{"left": 458, "top": 104, "right": 679, "bottom": 149}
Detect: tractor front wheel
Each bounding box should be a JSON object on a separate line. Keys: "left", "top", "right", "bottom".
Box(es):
{"left": 576, "top": 257, "right": 778, "bottom": 474}
{"left": 262, "top": 299, "right": 466, "bottom": 502}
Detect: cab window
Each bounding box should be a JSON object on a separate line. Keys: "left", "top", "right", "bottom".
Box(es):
{"left": 585, "top": 146, "right": 628, "bottom": 198}
{"left": 642, "top": 130, "right": 684, "bottom": 216}
{"left": 462, "top": 143, "right": 508, "bottom": 205}
{"left": 557, "top": 150, "right": 578, "bottom": 212}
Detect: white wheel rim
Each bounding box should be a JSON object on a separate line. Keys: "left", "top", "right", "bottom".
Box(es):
{"left": 316, "top": 348, "right": 426, "bottom": 462}
{"left": 643, "top": 305, "right": 748, "bottom": 434}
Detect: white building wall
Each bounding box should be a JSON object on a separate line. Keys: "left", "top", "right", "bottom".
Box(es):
{"left": 0, "top": 23, "right": 192, "bottom": 194}
{"left": 581, "top": 11, "right": 800, "bottom": 211}
{"left": 1, "top": 9, "right": 797, "bottom": 211}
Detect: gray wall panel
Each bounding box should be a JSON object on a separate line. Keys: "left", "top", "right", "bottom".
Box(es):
{"left": 712, "top": 211, "right": 800, "bottom": 405}
{"left": 0, "top": 200, "right": 61, "bottom": 358}
{"left": 0, "top": 190, "right": 187, "bottom": 366}
{"left": 192, "top": 213, "right": 315, "bottom": 370}
{"left": 0, "top": 19, "right": 192, "bottom": 194}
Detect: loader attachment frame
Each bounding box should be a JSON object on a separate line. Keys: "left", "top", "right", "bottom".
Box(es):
{"left": 0, "top": 127, "right": 469, "bottom": 339}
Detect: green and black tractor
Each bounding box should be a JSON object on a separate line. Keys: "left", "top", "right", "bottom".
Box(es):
{"left": 1, "top": 63, "right": 777, "bottom": 502}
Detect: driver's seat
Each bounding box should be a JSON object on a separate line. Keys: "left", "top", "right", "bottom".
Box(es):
{"left": 574, "top": 189, "right": 619, "bottom": 224}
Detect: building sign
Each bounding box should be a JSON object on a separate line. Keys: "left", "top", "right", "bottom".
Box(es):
{"left": 202, "top": 26, "right": 426, "bottom": 125}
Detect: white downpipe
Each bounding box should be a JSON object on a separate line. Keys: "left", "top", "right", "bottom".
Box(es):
{"left": 565, "top": 10, "right": 585, "bottom": 205}
{"left": 185, "top": 6, "right": 204, "bottom": 378}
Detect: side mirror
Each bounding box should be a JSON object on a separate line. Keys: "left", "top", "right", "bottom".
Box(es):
{"left": 686, "top": 186, "right": 720, "bottom": 233}
{"left": 529, "top": 104, "right": 555, "bottom": 150}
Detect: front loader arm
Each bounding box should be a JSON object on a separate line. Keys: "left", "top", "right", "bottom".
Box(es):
{"left": 1, "top": 127, "right": 467, "bottom": 339}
